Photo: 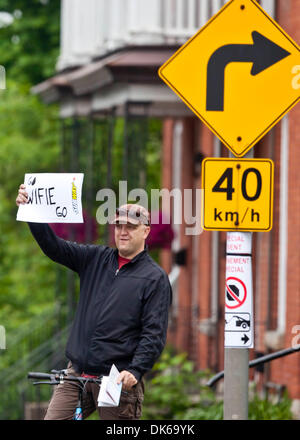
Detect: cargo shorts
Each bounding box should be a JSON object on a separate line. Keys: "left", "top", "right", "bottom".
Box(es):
{"left": 44, "top": 362, "right": 144, "bottom": 420}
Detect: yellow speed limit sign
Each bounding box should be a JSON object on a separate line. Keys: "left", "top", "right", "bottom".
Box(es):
{"left": 202, "top": 158, "right": 274, "bottom": 231}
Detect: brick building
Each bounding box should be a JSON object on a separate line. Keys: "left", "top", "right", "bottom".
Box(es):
{"left": 160, "top": 1, "right": 300, "bottom": 417}
{"left": 34, "top": 0, "right": 300, "bottom": 417}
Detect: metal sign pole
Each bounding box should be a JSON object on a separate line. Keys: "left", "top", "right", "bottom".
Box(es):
{"left": 224, "top": 348, "right": 249, "bottom": 420}
{"left": 223, "top": 231, "right": 253, "bottom": 420}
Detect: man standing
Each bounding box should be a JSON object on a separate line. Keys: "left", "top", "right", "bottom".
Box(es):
{"left": 16, "top": 184, "right": 172, "bottom": 420}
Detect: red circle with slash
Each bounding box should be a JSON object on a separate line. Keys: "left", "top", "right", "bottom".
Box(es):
{"left": 225, "top": 277, "right": 247, "bottom": 309}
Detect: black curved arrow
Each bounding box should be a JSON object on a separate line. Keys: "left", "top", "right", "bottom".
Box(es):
{"left": 206, "top": 31, "right": 291, "bottom": 111}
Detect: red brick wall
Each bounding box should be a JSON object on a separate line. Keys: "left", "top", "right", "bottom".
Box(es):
{"left": 269, "top": 0, "right": 300, "bottom": 401}
{"left": 196, "top": 125, "right": 214, "bottom": 370}
{"left": 175, "top": 118, "right": 195, "bottom": 354}
{"left": 284, "top": 0, "right": 300, "bottom": 400}
{"left": 160, "top": 118, "right": 174, "bottom": 276}
{"left": 161, "top": 118, "right": 176, "bottom": 348}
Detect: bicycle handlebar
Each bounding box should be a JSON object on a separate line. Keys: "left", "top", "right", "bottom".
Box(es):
{"left": 27, "top": 370, "right": 103, "bottom": 420}
{"left": 28, "top": 372, "right": 54, "bottom": 380}
{"left": 27, "top": 371, "right": 103, "bottom": 386}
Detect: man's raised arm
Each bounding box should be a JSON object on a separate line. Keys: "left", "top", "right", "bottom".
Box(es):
{"left": 16, "top": 183, "right": 95, "bottom": 274}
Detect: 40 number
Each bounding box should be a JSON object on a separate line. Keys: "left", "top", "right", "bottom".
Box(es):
{"left": 212, "top": 167, "right": 262, "bottom": 201}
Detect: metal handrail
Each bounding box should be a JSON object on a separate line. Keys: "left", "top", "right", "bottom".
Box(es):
{"left": 206, "top": 345, "right": 300, "bottom": 388}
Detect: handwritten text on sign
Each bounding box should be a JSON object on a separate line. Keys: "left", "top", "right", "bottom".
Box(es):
{"left": 16, "top": 173, "right": 84, "bottom": 223}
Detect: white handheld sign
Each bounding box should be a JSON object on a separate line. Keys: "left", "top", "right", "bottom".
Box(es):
{"left": 17, "top": 173, "right": 84, "bottom": 223}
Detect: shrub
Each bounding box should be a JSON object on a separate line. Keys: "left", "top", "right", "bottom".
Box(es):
{"left": 142, "top": 347, "right": 293, "bottom": 420}
{"left": 142, "top": 348, "right": 220, "bottom": 420}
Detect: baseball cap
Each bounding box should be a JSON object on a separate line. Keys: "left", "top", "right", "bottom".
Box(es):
{"left": 112, "top": 204, "right": 150, "bottom": 226}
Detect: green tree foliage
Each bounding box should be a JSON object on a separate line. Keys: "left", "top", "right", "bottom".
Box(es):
{"left": 0, "top": 80, "right": 60, "bottom": 331}
{"left": 142, "top": 348, "right": 219, "bottom": 420}
{"left": 0, "top": 1, "right": 61, "bottom": 334}
{"left": 0, "top": 0, "right": 60, "bottom": 85}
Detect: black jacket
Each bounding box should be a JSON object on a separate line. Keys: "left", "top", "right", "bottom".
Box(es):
{"left": 28, "top": 222, "right": 172, "bottom": 381}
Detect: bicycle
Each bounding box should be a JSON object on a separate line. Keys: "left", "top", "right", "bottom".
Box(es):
{"left": 27, "top": 369, "right": 103, "bottom": 420}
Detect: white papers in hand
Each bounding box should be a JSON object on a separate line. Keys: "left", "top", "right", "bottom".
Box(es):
{"left": 98, "top": 364, "right": 122, "bottom": 407}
